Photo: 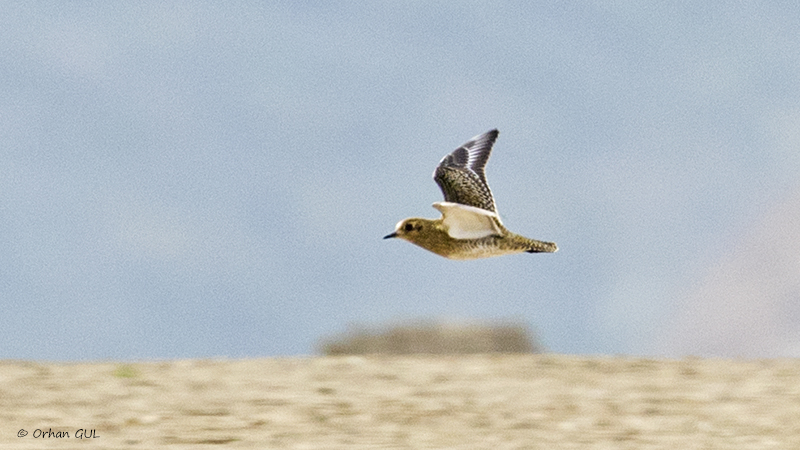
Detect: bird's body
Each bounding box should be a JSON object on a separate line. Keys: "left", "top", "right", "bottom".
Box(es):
{"left": 384, "top": 129, "right": 557, "bottom": 259}
{"left": 391, "top": 212, "right": 556, "bottom": 260}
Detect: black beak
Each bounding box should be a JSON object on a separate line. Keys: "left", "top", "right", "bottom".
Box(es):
{"left": 383, "top": 232, "right": 397, "bottom": 239}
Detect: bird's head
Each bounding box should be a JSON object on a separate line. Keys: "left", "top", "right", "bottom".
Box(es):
{"left": 383, "top": 218, "right": 429, "bottom": 241}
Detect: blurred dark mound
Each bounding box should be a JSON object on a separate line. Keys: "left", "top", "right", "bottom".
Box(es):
{"left": 318, "top": 320, "right": 543, "bottom": 355}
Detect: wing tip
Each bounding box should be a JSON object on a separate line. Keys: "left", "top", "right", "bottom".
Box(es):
{"left": 473, "top": 129, "right": 499, "bottom": 145}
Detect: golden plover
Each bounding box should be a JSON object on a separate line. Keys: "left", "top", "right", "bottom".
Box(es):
{"left": 384, "top": 129, "right": 558, "bottom": 259}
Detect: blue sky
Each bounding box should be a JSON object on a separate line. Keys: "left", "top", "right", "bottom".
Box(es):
{"left": 2, "top": 2, "right": 799, "bottom": 360}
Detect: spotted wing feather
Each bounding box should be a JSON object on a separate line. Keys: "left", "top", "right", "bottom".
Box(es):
{"left": 433, "top": 129, "right": 498, "bottom": 213}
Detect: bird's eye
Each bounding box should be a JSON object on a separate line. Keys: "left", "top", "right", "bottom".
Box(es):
{"left": 404, "top": 223, "right": 414, "bottom": 231}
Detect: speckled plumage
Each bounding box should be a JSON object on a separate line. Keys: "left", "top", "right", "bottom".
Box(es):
{"left": 385, "top": 129, "right": 557, "bottom": 260}
{"left": 434, "top": 129, "right": 498, "bottom": 213}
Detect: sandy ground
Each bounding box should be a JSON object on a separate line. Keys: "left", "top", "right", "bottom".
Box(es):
{"left": 3, "top": 355, "right": 800, "bottom": 449}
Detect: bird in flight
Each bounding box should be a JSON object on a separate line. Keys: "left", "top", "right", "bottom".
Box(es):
{"left": 384, "top": 129, "right": 558, "bottom": 259}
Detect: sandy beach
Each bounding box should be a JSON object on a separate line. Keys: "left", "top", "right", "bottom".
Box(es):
{"left": 3, "top": 355, "right": 800, "bottom": 449}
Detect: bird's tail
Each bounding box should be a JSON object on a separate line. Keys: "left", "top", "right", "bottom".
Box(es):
{"left": 524, "top": 238, "right": 558, "bottom": 253}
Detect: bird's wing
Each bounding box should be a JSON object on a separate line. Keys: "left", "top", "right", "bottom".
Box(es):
{"left": 433, "top": 202, "right": 503, "bottom": 239}
{"left": 433, "top": 129, "right": 498, "bottom": 213}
